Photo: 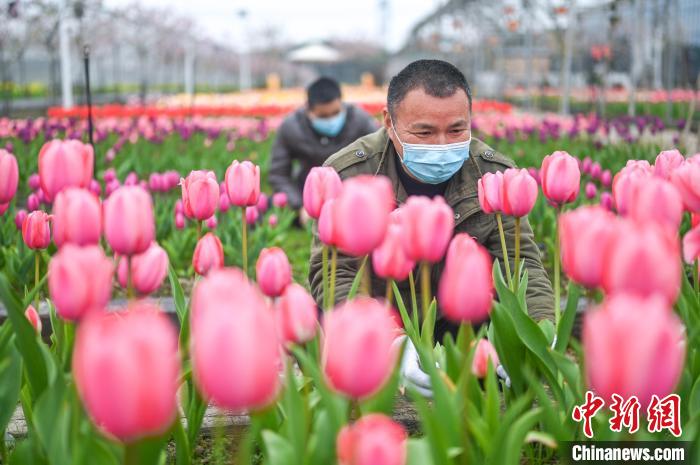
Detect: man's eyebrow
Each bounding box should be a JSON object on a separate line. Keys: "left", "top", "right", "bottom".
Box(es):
{"left": 408, "top": 122, "right": 437, "bottom": 130}
{"left": 448, "top": 119, "right": 470, "bottom": 128}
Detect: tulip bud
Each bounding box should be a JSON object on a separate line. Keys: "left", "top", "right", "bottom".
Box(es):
{"left": 303, "top": 166, "right": 343, "bottom": 219}
{"left": 175, "top": 212, "right": 186, "bottom": 230}
{"left": 117, "top": 242, "right": 169, "bottom": 295}
{"left": 600, "top": 169, "right": 612, "bottom": 187}
{"left": 0, "top": 150, "right": 19, "bottom": 204}
{"left": 27, "top": 193, "right": 40, "bottom": 212}
{"left": 472, "top": 339, "right": 500, "bottom": 378}
{"left": 322, "top": 298, "right": 400, "bottom": 399}
{"left": 600, "top": 191, "right": 613, "bottom": 211}
{"left": 256, "top": 192, "right": 269, "bottom": 214}
{"left": 22, "top": 211, "right": 51, "bottom": 249}
{"left": 103, "top": 168, "right": 117, "bottom": 183}
{"left": 193, "top": 233, "right": 224, "bottom": 276}
{"left": 585, "top": 182, "right": 597, "bottom": 199}
{"left": 654, "top": 149, "right": 685, "bottom": 180}
{"left": 268, "top": 214, "right": 278, "bottom": 228}
{"left": 540, "top": 151, "right": 581, "bottom": 206}
{"left": 613, "top": 163, "right": 653, "bottom": 215}
{"left": 28, "top": 173, "right": 41, "bottom": 191}
{"left": 73, "top": 304, "right": 180, "bottom": 441}
{"left": 477, "top": 171, "right": 503, "bottom": 214}
{"left": 245, "top": 206, "right": 259, "bottom": 225}
{"left": 49, "top": 244, "right": 114, "bottom": 321}
{"left": 38, "top": 139, "right": 94, "bottom": 201}
{"left": 502, "top": 168, "right": 538, "bottom": 217}
{"left": 14, "top": 209, "right": 27, "bottom": 230}
{"left": 272, "top": 192, "right": 287, "bottom": 208}
{"left": 52, "top": 188, "right": 102, "bottom": 247}
{"left": 318, "top": 199, "right": 337, "bottom": 246}
{"left": 671, "top": 161, "right": 700, "bottom": 213}
{"left": 590, "top": 162, "right": 602, "bottom": 180}
{"left": 104, "top": 186, "right": 155, "bottom": 256}
{"left": 219, "top": 193, "right": 230, "bottom": 212}
{"left": 256, "top": 247, "right": 292, "bottom": 297}
{"left": 337, "top": 414, "right": 407, "bottom": 465}
{"left": 276, "top": 283, "right": 317, "bottom": 345}
{"left": 372, "top": 223, "right": 415, "bottom": 281}
{"left": 627, "top": 177, "right": 683, "bottom": 232}
{"left": 400, "top": 196, "right": 454, "bottom": 263}
{"left": 225, "top": 160, "right": 260, "bottom": 207}
{"left": 206, "top": 215, "right": 218, "bottom": 230}
{"left": 0, "top": 202, "right": 8, "bottom": 215}
{"left": 25, "top": 305, "right": 42, "bottom": 334}
{"left": 181, "top": 170, "right": 220, "bottom": 220}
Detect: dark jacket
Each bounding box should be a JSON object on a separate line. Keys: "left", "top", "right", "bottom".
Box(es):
{"left": 308, "top": 128, "right": 555, "bottom": 340}
{"left": 268, "top": 104, "right": 378, "bottom": 209}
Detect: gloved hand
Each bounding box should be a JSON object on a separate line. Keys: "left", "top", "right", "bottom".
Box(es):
{"left": 496, "top": 365, "right": 511, "bottom": 388}
{"left": 395, "top": 335, "right": 433, "bottom": 398}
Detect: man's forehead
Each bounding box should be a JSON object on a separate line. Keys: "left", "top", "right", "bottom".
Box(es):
{"left": 392, "top": 87, "right": 470, "bottom": 123}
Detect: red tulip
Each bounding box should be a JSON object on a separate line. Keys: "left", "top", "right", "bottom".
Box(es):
{"left": 583, "top": 294, "right": 685, "bottom": 408}
{"left": 337, "top": 414, "right": 407, "bottom": 465}
{"left": 48, "top": 244, "right": 114, "bottom": 321}
{"left": 559, "top": 206, "right": 618, "bottom": 289}
{"left": 256, "top": 247, "right": 292, "bottom": 297}
{"left": 52, "top": 188, "right": 102, "bottom": 247}
{"left": 654, "top": 149, "right": 685, "bottom": 180}
{"left": 272, "top": 192, "right": 288, "bottom": 208}
{"left": 73, "top": 304, "right": 180, "bottom": 441}
{"left": 276, "top": 283, "right": 318, "bottom": 345}
{"left": 191, "top": 268, "right": 281, "bottom": 411}
{"left": 477, "top": 171, "right": 503, "bottom": 214}
{"left": 104, "top": 186, "right": 155, "bottom": 256}
{"left": 303, "top": 166, "right": 343, "bottom": 219}
{"left": 540, "top": 151, "right": 581, "bottom": 205}
{"left": 626, "top": 177, "right": 683, "bottom": 232}
{"left": 25, "top": 305, "right": 42, "bottom": 334}
{"left": 400, "top": 196, "right": 454, "bottom": 263}
{"left": 225, "top": 160, "right": 260, "bottom": 207}
{"left": 193, "top": 233, "right": 224, "bottom": 276}
{"left": 333, "top": 176, "right": 394, "bottom": 257}
{"left": 322, "top": 298, "right": 400, "bottom": 399}
{"left": 117, "top": 242, "right": 169, "bottom": 295}
{"left": 438, "top": 234, "right": 494, "bottom": 323}
{"left": 22, "top": 211, "right": 51, "bottom": 249}
{"left": 372, "top": 223, "right": 415, "bottom": 281}
{"left": 181, "top": 170, "right": 220, "bottom": 220}
{"left": 0, "top": 149, "right": 18, "bottom": 204}
{"left": 472, "top": 339, "right": 500, "bottom": 378}
{"left": 38, "top": 139, "right": 94, "bottom": 201}
{"left": 602, "top": 220, "right": 680, "bottom": 304}
{"left": 501, "top": 168, "right": 538, "bottom": 217}
{"left": 318, "top": 199, "right": 338, "bottom": 246}
{"left": 671, "top": 161, "right": 700, "bottom": 213}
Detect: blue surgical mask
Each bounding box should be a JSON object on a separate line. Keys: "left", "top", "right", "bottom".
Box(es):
{"left": 392, "top": 124, "right": 471, "bottom": 184}
{"left": 311, "top": 110, "right": 347, "bottom": 137}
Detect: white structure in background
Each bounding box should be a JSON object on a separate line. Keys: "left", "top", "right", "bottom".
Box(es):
{"left": 237, "top": 9, "right": 251, "bottom": 91}
{"left": 59, "top": 0, "right": 73, "bottom": 108}
{"left": 287, "top": 43, "right": 342, "bottom": 63}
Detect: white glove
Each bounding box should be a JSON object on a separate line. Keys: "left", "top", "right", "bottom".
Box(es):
{"left": 395, "top": 335, "right": 433, "bottom": 398}
{"left": 496, "top": 365, "right": 511, "bottom": 388}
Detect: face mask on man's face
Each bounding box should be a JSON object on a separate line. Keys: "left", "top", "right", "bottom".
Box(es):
{"left": 391, "top": 119, "right": 471, "bottom": 184}
{"left": 311, "top": 110, "right": 347, "bottom": 137}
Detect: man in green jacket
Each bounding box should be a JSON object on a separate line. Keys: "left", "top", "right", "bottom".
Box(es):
{"left": 307, "top": 60, "right": 554, "bottom": 392}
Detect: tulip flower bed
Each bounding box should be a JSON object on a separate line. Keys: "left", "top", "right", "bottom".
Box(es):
{"left": 0, "top": 113, "right": 699, "bottom": 465}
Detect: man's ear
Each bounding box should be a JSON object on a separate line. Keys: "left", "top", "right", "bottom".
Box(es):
{"left": 382, "top": 107, "right": 392, "bottom": 131}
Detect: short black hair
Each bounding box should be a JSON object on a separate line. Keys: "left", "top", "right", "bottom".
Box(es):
{"left": 307, "top": 77, "right": 342, "bottom": 108}
{"left": 387, "top": 59, "right": 472, "bottom": 117}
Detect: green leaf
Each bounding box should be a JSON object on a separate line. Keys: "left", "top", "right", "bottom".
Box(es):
{"left": 9, "top": 436, "right": 48, "bottom": 465}
{"left": 0, "top": 341, "right": 21, "bottom": 434}
{"left": 689, "top": 377, "right": 700, "bottom": 419}
{"left": 502, "top": 408, "right": 543, "bottom": 465}
{"left": 32, "top": 377, "right": 72, "bottom": 465}
{"left": 346, "top": 256, "right": 368, "bottom": 301}
{"left": 172, "top": 416, "right": 191, "bottom": 465}
{"left": 168, "top": 266, "right": 188, "bottom": 324}
{"left": 555, "top": 281, "right": 581, "bottom": 353}
{"left": 406, "top": 438, "right": 436, "bottom": 465}
{"left": 420, "top": 300, "right": 437, "bottom": 347}
{"left": 392, "top": 281, "right": 416, "bottom": 340}
{"left": 281, "top": 361, "right": 307, "bottom": 463}
{"left": 304, "top": 411, "right": 335, "bottom": 465}
{"left": 262, "top": 430, "right": 296, "bottom": 465}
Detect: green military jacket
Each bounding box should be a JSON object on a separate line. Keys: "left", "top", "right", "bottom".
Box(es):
{"left": 308, "top": 128, "right": 554, "bottom": 338}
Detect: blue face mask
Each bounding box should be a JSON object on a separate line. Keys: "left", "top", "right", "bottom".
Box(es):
{"left": 392, "top": 124, "right": 471, "bottom": 184}
{"left": 311, "top": 110, "right": 347, "bottom": 137}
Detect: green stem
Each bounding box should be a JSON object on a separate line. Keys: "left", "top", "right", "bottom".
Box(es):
{"left": 496, "top": 213, "right": 514, "bottom": 291}
{"left": 322, "top": 244, "right": 329, "bottom": 310}
{"left": 126, "top": 256, "right": 134, "bottom": 300}
{"left": 241, "top": 208, "right": 248, "bottom": 276}
{"left": 124, "top": 443, "right": 138, "bottom": 465}
{"left": 554, "top": 208, "right": 562, "bottom": 329}
{"left": 459, "top": 323, "right": 473, "bottom": 465}
{"left": 385, "top": 280, "right": 394, "bottom": 306}
{"left": 420, "top": 261, "right": 430, "bottom": 322}
{"left": 694, "top": 259, "right": 699, "bottom": 304}
{"left": 362, "top": 255, "right": 371, "bottom": 295}
{"left": 329, "top": 247, "right": 338, "bottom": 307}
{"left": 514, "top": 217, "right": 521, "bottom": 293}
{"left": 34, "top": 251, "right": 40, "bottom": 307}
{"left": 409, "top": 270, "right": 419, "bottom": 329}
{"left": 196, "top": 221, "right": 202, "bottom": 240}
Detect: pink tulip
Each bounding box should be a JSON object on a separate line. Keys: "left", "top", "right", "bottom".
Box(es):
{"left": 590, "top": 162, "right": 602, "bottom": 180}
{"left": 103, "top": 168, "right": 117, "bottom": 183}
{"left": 28, "top": 173, "right": 40, "bottom": 191}
{"left": 38, "top": 139, "right": 94, "bottom": 201}
{"left": 245, "top": 206, "right": 259, "bottom": 225}
{"left": 671, "top": 162, "right": 700, "bottom": 213}
{"left": 225, "top": 160, "right": 260, "bottom": 207}
{"left": 600, "top": 191, "right": 613, "bottom": 211}
{"left": 438, "top": 234, "right": 494, "bottom": 323}
{"left": 181, "top": 170, "right": 219, "bottom": 221}
{"left": 584, "top": 182, "right": 597, "bottom": 199}
{"left": 48, "top": 244, "right": 114, "bottom": 321}
{"left": 206, "top": 215, "right": 218, "bottom": 230}
{"left": 192, "top": 233, "right": 224, "bottom": 276}
{"left": 683, "top": 225, "right": 700, "bottom": 264}
{"left": 318, "top": 199, "right": 338, "bottom": 246}
{"left": 22, "top": 211, "right": 51, "bottom": 249}
{"left": 627, "top": 177, "right": 683, "bottom": 232}
{"left": 272, "top": 192, "right": 288, "bottom": 208}
{"left": 501, "top": 168, "right": 538, "bottom": 217}
{"left": 654, "top": 149, "right": 685, "bottom": 180}
{"left": 14, "top": 209, "right": 27, "bottom": 230}
{"left": 174, "top": 199, "right": 184, "bottom": 215}
{"left": 27, "top": 193, "right": 40, "bottom": 212}
{"left": 105, "top": 179, "right": 121, "bottom": 197}
{"left": 477, "top": 171, "right": 503, "bottom": 214}
{"left": 337, "top": 414, "right": 407, "bottom": 465}
{"left": 256, "top": 192, "right": 269, "bottom": 214}
{"left": 104, "top": 186, "right": 155, "bottom": 256}
{"left": 600, "top": 170, "right": 612, "bottom": 187}
{"left": 540, "top": 151, "right": 581, "bottom": 205}
{"left": 602, "top": 220, "right": 680, "bottom": 304}
{"left": 73, "top": 304, "right": 180, "bottom": 441}
{"left": 191, "top": 268, "right": 281, "bottom": 411}
{"left": 322, "top": 298, "right": 400, "bottom": 399}
{"left": 0, "top": 149, "right": 18, "bottom": 204}
{"left": 372, "top": 223, "right": 416, "bottom": 281}
{"left": 268, "top": 214, "right": 278, "bottom": 227}
{"left": 117, "top": 242, "right": 169, "bottom": 295}
{"left": 25, "top": 305, "right": 42, "bottom": 334}
{"left": 583, "top": 294, "right": 685, "bottom": 408}
{"left": 612, "top": 164, "right": 652, "bottom": 215}
{"left": 581, "top": 157, "right": 592, "bottom": 174}
{"left": 334, "top": 176, "right": 394, "bottom": 257}
{"left": 219, "top": 193, "right": 230, "bottom": 212}
{"left": 256, "top": 247, "right": 292, "bottom": 297}
{"left": 148, "top": 173, "right": 163, "bottom": 192}
{"left": 276, "top": 283, "right": 317, "bottom": 345}
{"left": 0, "top": 202, "right": 8, "bottom": 215}
{"left": 400, "top": 196, "right": 453, "bottom": 263}
{"left": 52, "top": 188, "right": 102, "bottom": 247}
{"left": 303, "top": 166, "right": 343, "bottom": 219}
{"left": 472, "top": 339, "right": 500, "bottom": 378}
{"left": 175, "top": 212, "right": 186, "bottom": 230}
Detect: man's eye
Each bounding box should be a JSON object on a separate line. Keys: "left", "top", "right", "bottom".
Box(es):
{"left": 415, "top": 132, "right": 431, "bottom": 137}
{"left": 451, "top": 129, "right": 467, "bottom": 134}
